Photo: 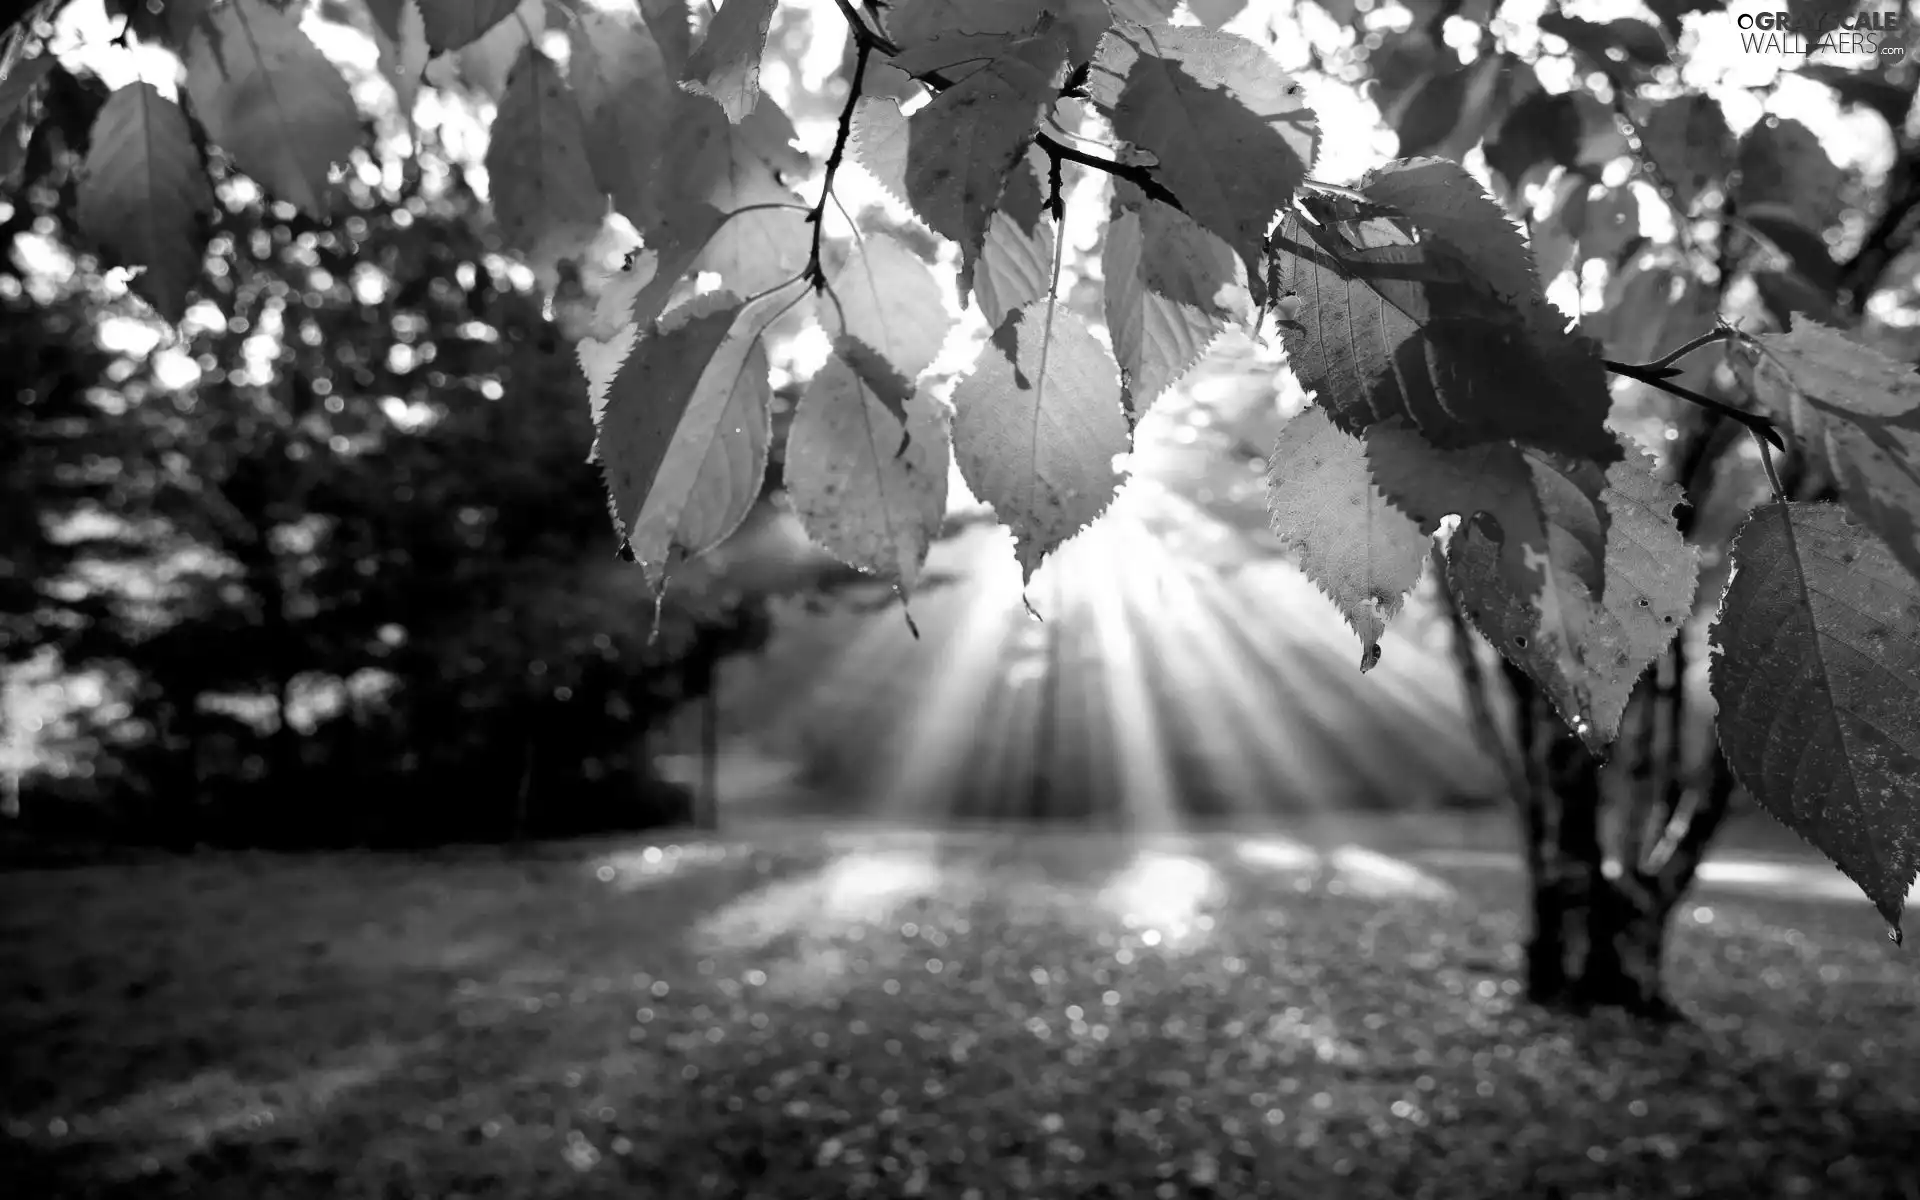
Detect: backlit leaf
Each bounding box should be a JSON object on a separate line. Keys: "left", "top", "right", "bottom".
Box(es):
{"left": 1266, "top": 405, "right": 1430, "bottom": 672}
{"left": 485, "top": 47, "right": 605, "bottom": 281}
{"left": 951, "top": 301, "right": 1130, "bottom": 581}
{"left": 600, "top": 291, "right": 772, "bottom": 584}
{"left": 182, "top": 0, "right": 359, "bottom": 217}
{"left": 75, "top": 82, "right": 210, "bottom": 324}
{"left": 1450, "top": 441, "right": 1697, "bottom": 752}
{"left": 972, "top": 146, "right": 1056, "bottom": 329}
{"left": 1271, "top": 158, "right": 1618, "bottom": 465}
{"left": 1088, "top": 21, "right": 1319, "bottom": 306}
{"left": 680, "top": 0, "right": 776, "bottom": 122}
{"left": 1102, "top": 179, "right": 1244, "bottom": 420}
{"left": 787, "top": 354, "right": 950, "bottom": 594}
{"left": 371, "top": 0, "right": 430, "bottom": 118}
{"left": 425, "top": 0, "right": 540, "bottom": 100}
{"left": 0, "top": 52, "right": 54, "bottom": 125}
{"left": 884, "top": 27, "right": 1068, "bottom": 295}
{"left": 1712, "top": 502, "right": 1920, "bottom": 930}
{"left": 652, "top": 98, "right": 810, "bottom": 296}
{"left": 1752, "top": 318, "right": 1920, "bottom": 584}
{"left": 888, "top": 0, "right": 1112, "bottom": 81}
{"left": 823, "top": 233, "right": 954, "bottom": 388}
{"left": 1737, "top": 116, "right": 1843, "bottom": 234}
{"left": 571, "top": 7, "right": 671, "bottom": 233}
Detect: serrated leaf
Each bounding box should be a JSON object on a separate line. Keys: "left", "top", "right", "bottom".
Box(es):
{"left": 485, "top": 47, "right": 604, "bottom": 281}
{"left": 579, "top": 250, "right": 660, "bottom": 427}
{"left": 952, "top": 300, "right": 1130, "bottom": 581}
{"left": 571, "top": 6, "right": 672, "bottom": 233}
{"left": 652, "top": 98, "right": 809, "bottom": 295}
{"left": 418, "top": 0, "right": 521, "bottom": 52}
{"left": 1271, "top": 158, "right": 1618, "bottom": 465}
{"left": 74, "top": 83, "right": 210, "bottom": 325}
{"left": 371, "top": 0, "right": 430, "bottom": 118}
{"left": 680, "top": 0, "right": 775, "bottom": 122}
{"left": 182, "top": 0, "right": 359, "bottom": 217}
{"left": 600, "top": 291, "right": 773, "bottom": 583}
{"left": 1638, "top": 94, "right": 1731, "bottom": 211}
{"left": 1737, "top": 116, "right": 1843, "bottom": 234}
{"left": 889, "top": 0, "right": 1112, "bottom": 81}
{"left": 786, "top": 354, "right": 950, "bottom": 593}
{"left": 1266, "top": 405, "right": 1430, "bottom": 672}
{"left": 973, "top": 157, "right": 1056, "bottom": 329}
{"left": 1087, "top": 21, "right": 1318, "bottom": 307}
{"left": 1752, "top": 318, "right": 1920, "bottom": 584}
{"left": 1450, "top": 442, "right": 1697, "bottom": 752}
{"left": 1102, "top": 179, "right": 1243, "bottom": 419}
{"left": 823, "top": 233, "right": 954, "bottom": 386}
{"left": 1712, "top": 501, "right": 1920, "bottom": 930}
{"left": 887, "top": 27, "right": 1067, "bottom": 296}
{"left": 0, "top": 52, "right": 54, "bottom": 125}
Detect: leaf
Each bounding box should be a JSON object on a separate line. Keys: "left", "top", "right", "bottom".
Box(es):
{"left": 425, "top": 0, "right": 540, "bottom": 100}
{"left": 1188, "top": 0, "right": 1250, "bottom": 25}
{"left": 889, "top": 26, "right": 1068, "bottom": 295}
{"left": 1266, "top": 405, "right": 1431, "bottom": 672}
{"left": 600, "top": 291, "right": 773, "bottom": 583}
{"left": 418, "top": 0, "right": 521, "bottom": 53}
{"left": 887, "top": 0, "right": 1112, "bottom": 81}
{"left": 484, "top": 47, "right": 604, "bottom": 281}
{"left": 823, "top": 233, "right": 954, "bottom": 389}
{"left": 1752, "top": 317, "right": 1920, "bottom": 584}
{"left": 182, "top": 0, "right": 360, "bottom": 217}
{"left": 1365, "top": 418, "right": 1600, "bottom": 597}
{"left": 1712, "top": 501, "right": 1920, "bottom": 930}
{"left": 1483, "top": 90, "right": 1582, "bottom": 195}
{"left": 1539, "top": 13, "right": 1669, "bottom": 86}
{"left": 786, "top": 354, "right": 950, "bottom": 593}
{"left": 1270, "top": 157, "right": 1619, "bottom": 465}
{"left": 1638, "top": 94, "right": 1731, "bottom": 211}
{"left": 0, "top": 52, "right": 54, "bottom": 125}
{"left": 1449, "top": 441, "right": 1697, "bottom": 752}
{"left": 571, "top": 6, "right": 672, "bottom": 233}
{"left": 1799, "top": 63, "right": 1915, "bottom": 132}
{"left": 972, "top": 148, "right": 1057, "bottom": 330}
{"left": 1389, "top": 64, "right": 1469, "bottom": 160}
{"left": 579, "top": 250, "right": 660, "bottom": 427}
{"left": 1087, "top": 21, "right": 1319, "bottom": 307}
{"left": 951, "top": 300, "right": 1130, "bottom": 581}
{"left": 641, "top": 0, "right": 694, "bottom": 69}
{"left": 680, "top": 0, "right": 775, "bottom": 123}
{"left": 1737, "top": 116, "right": 1843, "bottom": 234}
{"left": 1102, "top": 179, "right": 1244, "bottom": 420}
{"left": 371, "top": 0, "right": 430, "bottom": 118}
{"left": 651, "top": 97, "right": 810, "bottom": 295}
{"left": 74, "top": 83, "right": 210, "bottom": 325}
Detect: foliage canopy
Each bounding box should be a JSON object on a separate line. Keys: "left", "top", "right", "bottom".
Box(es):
{"left": 3, "top": 0, "right": 1919, "bottom": 922}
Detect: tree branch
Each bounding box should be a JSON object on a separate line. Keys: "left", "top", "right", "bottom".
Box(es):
{"left": 1034, "top": 132, "right": 1184, "bottom": 212}
{"left": 804, "top": 32, "right": 873, "bottom": 291}
{"left": 1603, "top": 358, "right": 1785, "bottom": 451}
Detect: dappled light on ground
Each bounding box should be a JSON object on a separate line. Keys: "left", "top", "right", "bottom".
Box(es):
{"left": 5, "top": 822, "right": 1918, "bottom": 1198}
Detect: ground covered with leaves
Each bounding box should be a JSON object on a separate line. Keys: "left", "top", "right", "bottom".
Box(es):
{"left": 3, "top": 817, "right": 1917, "bottom": 1199}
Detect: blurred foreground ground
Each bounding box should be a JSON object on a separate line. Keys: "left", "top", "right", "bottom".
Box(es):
{"left": 4, "top": 812, "right": 1918, "bottom": 1200}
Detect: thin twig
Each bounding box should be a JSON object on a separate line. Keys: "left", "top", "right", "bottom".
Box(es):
{"left": 831, "top": 0, "right": 897, "bottom": 53}
{"left": 1646, "top": 325, "right": 1734, "bottom": 371}
{"left": 804, "top": 33, "right": 872, "bottom": 291}
{"left": 1603, "top": 359, "right": 1785, "bottom": 450}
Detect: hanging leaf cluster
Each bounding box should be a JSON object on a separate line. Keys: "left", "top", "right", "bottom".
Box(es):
{"left": 3, "top": 0, "right": 1919, "bottom": 928}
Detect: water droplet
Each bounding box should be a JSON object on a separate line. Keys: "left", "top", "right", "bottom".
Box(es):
{"left": 1889, "top": 925, "right": 1904, "bottom": 946}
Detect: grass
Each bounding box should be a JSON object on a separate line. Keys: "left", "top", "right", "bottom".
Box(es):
{"left": 3, "top": 815, "right": 1918, "bottom": 1199}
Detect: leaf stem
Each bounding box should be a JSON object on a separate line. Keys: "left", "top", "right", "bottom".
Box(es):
{"left": 1602, "top": 358, "right": 1785, "bottom": 451}
{"left": 830, "top": 0, "right": 898, "bottom": 54}
{"left": 1645, "top": 325, "right": 1733, "bottom": 371}
{"left": 1300, "top": 177, "right": 1368, "bottom": 204}
{"left": 1035, "top": 132, "right": 1184, "bottom": 212}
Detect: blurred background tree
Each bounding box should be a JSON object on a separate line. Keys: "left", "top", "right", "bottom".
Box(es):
{"left": 0, "top": 61, "right": 782, "bottom": 848}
